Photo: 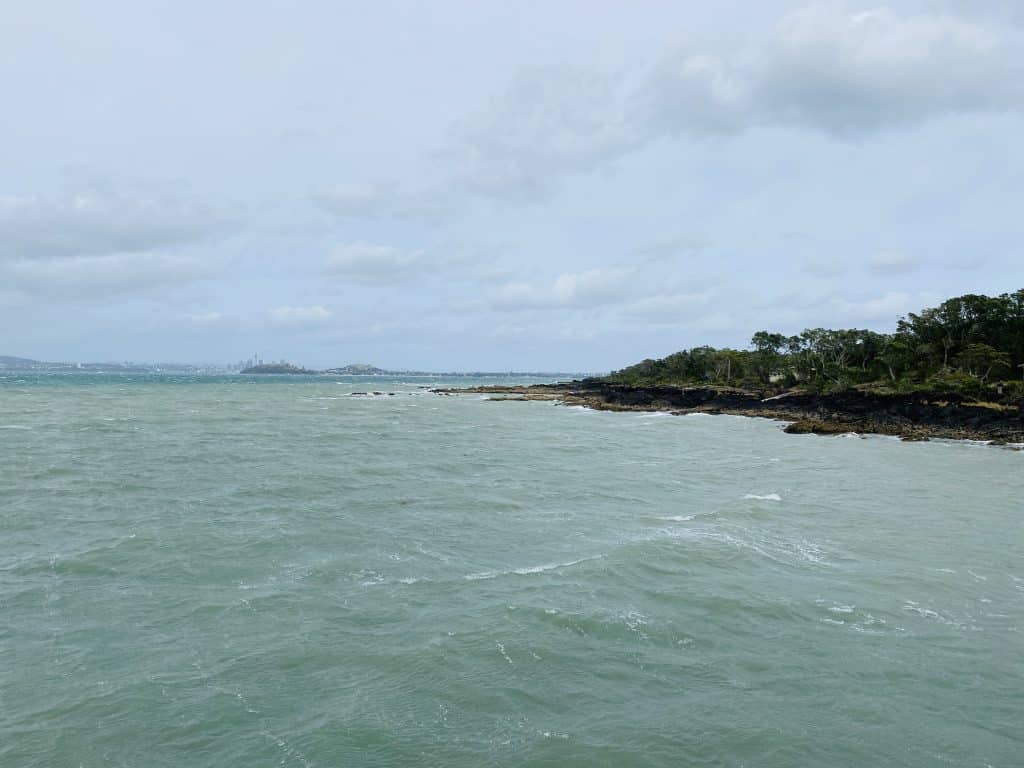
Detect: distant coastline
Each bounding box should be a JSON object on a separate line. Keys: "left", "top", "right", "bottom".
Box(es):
{"left": 1, "top": 356, "right": 587, "bottom": 379}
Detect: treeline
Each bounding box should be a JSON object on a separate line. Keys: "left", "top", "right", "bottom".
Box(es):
{"left": 606, "top": 290, "right": 1024, "bottom": 396}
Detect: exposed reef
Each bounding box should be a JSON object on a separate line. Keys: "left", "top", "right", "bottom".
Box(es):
{"left": 435, "top": 380, "right": 1024, "bottom": 444}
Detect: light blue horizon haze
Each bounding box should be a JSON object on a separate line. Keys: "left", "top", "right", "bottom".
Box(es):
{"left": 2, "top": 1, "right": 1024, "bottom": 370}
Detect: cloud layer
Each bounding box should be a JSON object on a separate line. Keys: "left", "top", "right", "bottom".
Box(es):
{"left": 2, "top": 1, "right": 1022, "bottom": 369}
{"left": 0, "top": 191, "right": 228, "bottom": 260}
{"left": 435, "top": 4, "right": 1024, "bottom": 199}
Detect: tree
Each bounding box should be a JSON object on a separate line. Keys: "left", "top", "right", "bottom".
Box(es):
{"left": 879, "top": 333, "right": 915, "bottom": 382}
{"left": 750, "top": 331, "right": 787, "bottom": 384}
{"left": 954, "top": 343, "right": 1011, "bottom": 382}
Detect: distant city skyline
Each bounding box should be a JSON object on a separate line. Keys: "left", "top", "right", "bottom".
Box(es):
{"left": 2, "top": 1, "right": 1023, "bottom": 370}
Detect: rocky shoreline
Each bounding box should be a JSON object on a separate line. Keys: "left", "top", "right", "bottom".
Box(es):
{"left": 434, "top": 380, "right": 1024, "bottom": 445}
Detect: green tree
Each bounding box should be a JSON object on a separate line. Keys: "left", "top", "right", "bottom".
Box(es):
{"left": 954, "top": 343, "right": 1011, "bottom": 382}
{"left": 750, "top": 331, "right": 787, "bottom": 384}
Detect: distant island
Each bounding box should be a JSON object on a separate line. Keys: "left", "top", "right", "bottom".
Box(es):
{"left": 239, "top": 363, "right": 319, "bottom": 374}
{"left": 241, "top": 362, "right": 390, "bottom": 375}
{"left": 322, "top": 364, "right": 389, "bottom": 375}
{"left": 443, "top": 290, "right": 1024, "bottom": 444}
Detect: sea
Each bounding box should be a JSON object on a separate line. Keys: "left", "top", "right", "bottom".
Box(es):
{"left": 1, "top": 373, "right": 1022, "bottom": 767}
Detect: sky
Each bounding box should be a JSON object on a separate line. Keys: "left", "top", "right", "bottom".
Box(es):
{"left": 1, "top": 0, "right": 1022, "bottom": 371}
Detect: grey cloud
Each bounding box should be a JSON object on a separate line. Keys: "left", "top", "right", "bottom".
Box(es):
{"left": 942, "top": 253, "right": 988, "bottom": 271}
{"left": 645, "top": 5, "right": 1023, "bottom": 137}
{"left": 620, "top": 290, "right": 714, "bottom": 320}
{"left": 633, "top": 234, "right": 708, "bottom": 260}
{"left": 827, "top": 290, "right": 943, "bottom": 323}
{"left": 325, "top": 241, "right": 428, "bottom": 283}
{"left": 440, "top": 69, "right": 639, "bottom": 201}
{"left": 753, "top": 6, "right": 1022, "bottom": 135}
{"left": 1, "top": 252, "right": 214, "bottom": 298}
{"left": 0, "top": 191, "right": 230, "bottom": 261}
{"left": 865, "top": 251, "right": 922, "bottom": 275}
{"left": 323, "top": 241, "right": 482, "bottom": 284}
{"left": 801, "top": 257, "right": 848, "bottom": 278}
{"left": 184, "top": 311, "right": 225, "bottom": 325}
{"left": 752, "top": 289, "right": 945, "bottom": 331}
{"left": 314, "top": 183, "right": 448, "bottom": 220}
{"left": 939, "top": 0, "right": 1024, "bottom": 24}
{"left": 444, "top": 5, "right": 1023, "bottom": 200}
{"left": 637, "top": 53, "right": 749, "bottom": 136}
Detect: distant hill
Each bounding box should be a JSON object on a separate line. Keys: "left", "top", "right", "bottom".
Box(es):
{"left": 0, "top": 355, "right": 43, "bottom": 367}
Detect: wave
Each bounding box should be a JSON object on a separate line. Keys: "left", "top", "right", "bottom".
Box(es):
{"left": 743, "top": 493, "right": 782, "bottom": 501}
{"left": 464, "top": 555, "right": 603, "bottom": 581}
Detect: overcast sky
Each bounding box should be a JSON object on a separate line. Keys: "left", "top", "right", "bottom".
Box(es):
{"left": 2, "top": 0, "right": 1022, "bottom": 370}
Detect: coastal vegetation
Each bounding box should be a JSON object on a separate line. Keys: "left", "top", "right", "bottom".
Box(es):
{"left": 605, "top": 290, "right": 1024, "bottom": 399}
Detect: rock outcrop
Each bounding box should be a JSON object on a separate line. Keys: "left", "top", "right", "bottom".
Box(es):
{"left": 436, "top": 380, "right": 1024, "bottom": 444}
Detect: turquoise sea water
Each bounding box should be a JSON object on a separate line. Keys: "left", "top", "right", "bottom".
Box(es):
{"left": 1, "top": 373, "right": 1022, "bottom": 767}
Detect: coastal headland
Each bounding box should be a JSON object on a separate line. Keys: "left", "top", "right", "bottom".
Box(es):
{"left": 439, "top": 290, "right": 1024, "bottom": 445}
{"left": 435, "top": 380, "right": 1024, "bottom": 444}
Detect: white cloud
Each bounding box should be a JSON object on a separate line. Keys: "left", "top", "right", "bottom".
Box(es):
{"left": 552, "top": 268, "right": 636, "bottom": 305}
{"left": 490, "top": 267, "right": 640, "bottom": 311}
{"left": 268, "top": 305, "right": 333, "bottom": 327}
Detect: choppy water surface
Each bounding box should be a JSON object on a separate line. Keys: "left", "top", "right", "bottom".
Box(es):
{"left": 2, "top": 374, "right": 1022, "bottom": 767}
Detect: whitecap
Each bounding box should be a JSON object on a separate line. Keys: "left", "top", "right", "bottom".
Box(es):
{"left": 464, "top": 555, "right": 602, "bottom": 581}
{"left": 743, "top": 493, "right": 782, "bottom": 501}
{"left": 828, "top": 604, "right": 855, "bottom": 614}
{"left": 496, "top": 642, "right": 514, "bottom": 665}
{"left": 660, "top": 515, "right": 695, "bottom": 522}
